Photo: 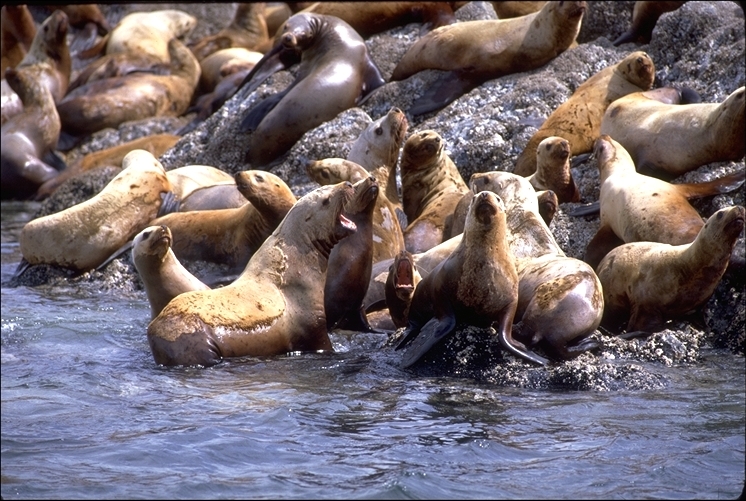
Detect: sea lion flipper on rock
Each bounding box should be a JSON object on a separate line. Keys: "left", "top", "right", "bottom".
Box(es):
{"left": 400, "top": 315, "right": 457, "bottom": 368}
{"left": 673, "top": 169, "right": 746, "bottom": 200}
{"left": 157, "top": 191, "right": 181, "bottom": 217}
{"left": 239, "top": 86, "right": 293, "bottom": 133}
{"left": 569, "top": 201, "right": 600, "bottom": 217}
{"left": 355, "top": 53, "right": 386, "bottom": 105}
{"left": 407, "top": 71, "right": 479, "bottom": 117}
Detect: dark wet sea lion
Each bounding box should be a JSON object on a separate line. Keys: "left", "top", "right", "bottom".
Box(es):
{"left": 613, "top": 1, "right": 687, "bottom": 46}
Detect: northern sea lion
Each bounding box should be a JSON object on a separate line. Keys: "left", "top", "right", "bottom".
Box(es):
{"left": 597, "top": 205, "right": 745, "bottom": 335}
{"left": 238, "top": 12, "right": 385, "bottom": 167}
{"left": 1, "top": 4, "right": 36, "bottom": 75}
{"left": 57, "top": 38, "right": 200, "bottom": 137}
{"left": 584, "top": 135, "right": 746, "bottom": 269}
{"left": 1, "top": 67, "right": 61, "bottom": 200}
{"left": 44, "top": 4, "right": 110, "bottom": 35}
{"left": 19, "top": 149, "right": 174, "bottom": 271}
{"left": 613, "top": 1, "right": 687, "bottom": 46}
{"left": 325, "top": 176, "right": 380, "bottom": 332}
{"left": 146, "top": 181, "right": 358, "bottom": 367}
{"left": 165, "top": 164, "right": 246, "bottom": 212}
{"left": 105, "top": 9, "right": 197, "bottom": 63}
{"left": 599, "top": 86, "right": 746, "bottom": 179}
{"left": 526, "top": 136, "right": 580, "bottom": 203}
{"left": 35, "top": 134, "right": 180, "bottom": 200}
{"left": 1, "top": 77, "right": 23, "bottom": 125}
{"left": 490, "top": 1, "right": 547, "bottom": 18}
{"left": 400, "top": 130, "right": 470, "bottom": 253}
{"left": 148, "top": 170, "right": 296, "bottom": 272}
{"left": 384, "top": 249, "right": 422, "bottom": 328}
{"left": 67, "top": 52, "right": 169, "bottom": 93}
{"left": 198, "top": 47, "right": 263, "bottom": 93}
{"left": 188, "top": 3, "right": 270, "bottom": 61}
{"left": 132, "top": 225, "right": 210, "bottom": 320}
{"left": 395, "top": 191, "right": 548, "bottom": 367}
{"left": 513, "top": 51, "right": 656, "bottom": 176}
{"left": 390, "top": 1, "right": 587, "bottom": 116}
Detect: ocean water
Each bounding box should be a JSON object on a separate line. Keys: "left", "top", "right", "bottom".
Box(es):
{"left": 2, "top": 201, "right": 744, "bottom": 500}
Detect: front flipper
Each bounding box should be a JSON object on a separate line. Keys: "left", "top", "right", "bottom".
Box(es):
{"left": 239, "top": 86, "right": 293, "bottom": 133}
{"left": 236, "top": 42, "right": 301, "bottom": 98}
{"left": 356, "top": 56, "right": 386, "bottom": 106}
{"left": 407, "top": 71, "right": 481, "bottom": 117}
{"left": 334, "top": 305, "right": 386, "bottom": 334}
{"left": 96, "top": 239, "right": 133, "bottom": 271}
{"left": 568, "top": 200, "right": 600, "bottom": 217}
{"left": 157, "top": 191, "right": 180, "bottom": 217}
{"left": 400, "top": 315, "right": 457, "bottom": 369}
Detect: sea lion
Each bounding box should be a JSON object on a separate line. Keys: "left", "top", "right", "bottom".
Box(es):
{"left": 390, "top": 1, "right": 587, "bottom": 116}
{"left": 1, "top": 77, "right": 23, "bottom": 125}
{"left": 35, "top": 134, "right": 180, "bottom": 200}
{"left": 599, "top": 86, "right": 746, "bottom": 179}
{"left": 132, "top": 225, "right": 210, "bottom": 320}
{"left": 44, "top": 5, "right": 110, "bottom": 35}
{"left": 526, "top": 136, "right": 580, "bottom": 203}
{"left": 19, "top": 149, "right": 174, "bottom": 272}
{"left": 613, "top": 1, "right": 687, "bottom": 46}
{"left": 14, "top": 9, "right": 71, "bottom": 104}
{"left": 238, "top": 12, "right": 385, "bottom": 167}
{"left": 597, "top": 205, "right": 745, "bottom": 335}
{"left": 490, "top": 1, "right": 547, "bottom": 18}
{"left": 290, "top": 2, "right": 461, "bottom": 39}
{"left": 188, "top": 3, "right": 270, "bottom": 61}
{"left": 384, "top": 249, "right": 422, "bottom": 328}
{"left": 584, "top": 135, "right": 746, "bottom": 269}
{"left": 513, "top": 51, "right": 656, "bottom": 176}
{"left": 400, "top": 130, "right": 470, "bottom": 253}
{"left": 146, "top": 181, "right": 358, "bottom": 367}
{"left": 198, "top": 47, "right": 264, "bottom": 93}
{"left": 1, "top": 4, "right": 36, "bottom": 75}
{"left": 1, "top": 67, "right": 61, "bottom": 200}
{"left": 57, "top": 38, "right": 200, "bottom": 137}
{"left": 325, "top": 176, "right": 380, "bottom": 332}
{"left": 105, "top": 9, "right": 197, "bottom": 63}
{"left": 67, "top": 52, "right": 169, "bottom": 92}
{"left": 165, "top": 164, "right": 246, "bottom": 212}
{"left": 395, "top": 191, "right": 548, "bottom": 367}
{"left": 306, "top": 158, "right": 406, "bottom": 264}
{"left": 148, "top": 170, "right": 296, "bottom": 272}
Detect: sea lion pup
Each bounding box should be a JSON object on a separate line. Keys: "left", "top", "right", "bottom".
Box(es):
{"left": 526, "top": 136, "right": 580, "bottom": 204}
{"left": 613, "top": 1, "right": 687, "bottom": 46}
{"left": 384, "top": 250, "right": 422, "bottom": 329}
{"left": 19, "top": 149, "right": 174, "bottom": 272}
{"left": 14, "top": 9, "right": 71, "bottom": 104}
{"left": 132, "top": 225, "right": 210, "bottom": 321}
{"left": 1, "top": 67, "right": 61, "bottom": 200}
{"left": 105, "top": 9, "right": 197, "bottom": 64}
{"left": 35, "top": 134, "right": 180, "bottom": 200}
{"left": 584, "top": 136, "right": 746, "bottom": 270}
{"left": 395, "top": 191, "right": 549, "bottom": 368}
{"left": 400, "top": 130, "right": 470, "bottom": 254}
{"left": 513, "top": 51, "right": 655, "bottom": 176}
{"left": 189, "top": 3, "right": 270, "bottom": 61}
{"left": 57, "top": 38, "right": 200, "bottom": 137}
{"left": 165, "top": 164, "right": 247, "bottom": 212}
{"left": 148, "top": 170, "right": 297, "bottom": 273}
{"left": 146, "top": 181, "right": 358, "bottom": 367}
{"left": 597, "top": 205, "right": 745, "bottom": 337}
{"left": 289, "top": 2, "right": 461, "bottom": 39}
{"left": 325, "top": 176, "right": 380, "bottom": 332}
{"left": 599, "top": 86, "right": 746, "bottom": 179}
{"left": 390, "top": 1, "right": 587, "bottom": 116}
{"left": 307, "top": 158, "right": 406, "bottom": 264}
{"left": 238, "top": 12, "right": 385, "bottom": 167}
{"left": 1, "top": 5, "right": 36, "bottom": 75}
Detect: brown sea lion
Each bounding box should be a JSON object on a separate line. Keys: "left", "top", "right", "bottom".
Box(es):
{"left": 599, "top": 86, "right": 746, "bottom": 179}
{"left": 1, "top": 4, "right": 36, "bottom": 75}
{"left": 289, "top": 2, "right": 461, "bottom": 38}
{"left": 67, "top": 52, "right": 169, "bottom": 93}
{"left": 35, "top": 134, "right": 180, "bottom": 200}
{"left": 146, "top": 181, "right": 358, "bottom": 367}
{"left": 44, "top": 5, "right": 110, "bottom": 35}
{"left": 513, "top": 51, "right": 656, "bottom": 176}
{"left": 19, "top": 149, "right": 174, "bottom": 271}
{"left": 1, "top": 78, "right": 23, "bottom": 125}
{"left": 613, "top": 1, "right": 687, "bottom": 46}
{"left": 390, "top": 1, "right": 587, "bottom": 116}
{"left": 384, "top": 250, "right": 422, "bottom": 329}
{"left": 105, "top": 9, "right": 197, "bottom": 63}
{"left": 526, "top": 136, "right": 580, "bottom": 203}
{"left": 132, "top": 225, "right": 210, "bottom": 320}
{"left": 57, "top": 38, "right": 200, "bottom": 137}
{"left": 165, "top": 164, "right": 246, "bottom": 212}
{"left": 198, "top": 47, "right": 263, "bottom": 93}
{"left": 148, "top": 170, "right": 296, "bottom": 272}
{"left": 239, "top": 12, "right": 385, "bottom": 167}
{"left": 325, "top": 176, "right": 380, "bottom": 332}
{"left": 189, "top": 3, "right": 270, "bottom": 61}
{"left": 400, "top": 130, "right": 470, "bottom": 253}
{"left": 15, "top": 9, "right": 71, "bottom": 104}
{"left": 1, "top": 67, "right": 61, "bottom": 200}
{"left": 584, "top": 135, "right": 746, "bottom": 269}
{"left": 395, "top": 191, "right": 548, "bottom": 367}
{"left": 597, "top": 205, "right": 745, "bottom": 335}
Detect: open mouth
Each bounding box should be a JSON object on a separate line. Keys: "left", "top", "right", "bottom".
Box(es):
{"left": 339, "top": 213, "right": 356, "bottom": 232}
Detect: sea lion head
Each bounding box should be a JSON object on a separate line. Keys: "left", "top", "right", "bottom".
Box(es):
{"left": 552, "top": 1, "right": 588, "bottom": 20}
{"left": 618, "top": 51, "right": 655, "bottom": 90}
{"left": 345, "top": 176, "right": 379, "bottom": 217}
{"left": 133, "top": 225, "right": 172, "bottom": 263}
{"left": 401, "top": 130, "right": 444, "bottom": 171}
{"left": 469, "top": 171, "right": 536, "bottom": 213}
{"left": 279, "top": 13, "right": 322, "bottom": 50}
{"left": 701, "top": 205, "right": 746, "bottom": 243}
{"left": 468, "top": 191, "right": 506, "bottom": 228}
{"left": 41, "top": 10, "right": 69, "bottom": 59}
{"left": 235, "top": 170, "right": 296, "bottom": 219}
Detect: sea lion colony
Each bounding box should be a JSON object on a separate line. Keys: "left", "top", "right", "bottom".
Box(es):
{"left": 2, "top": 3, "right": 744, "bottom": 371}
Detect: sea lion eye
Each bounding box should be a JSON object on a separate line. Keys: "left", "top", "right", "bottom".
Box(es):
{"left": 375, "top": 127, "right": 383, "bottom": 136}
{"left": 143, "top": 231, "right": 152, "bottom": 239}
{"left": 322, "top": 197, "right": 330, "bottom": 206}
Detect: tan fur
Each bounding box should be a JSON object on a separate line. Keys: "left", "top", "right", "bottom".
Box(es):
{"left": 526, "top": 136, "right": 580, "bottom": 203}
{"left": 106, "top": 10, "right": 197, "bottom": 63}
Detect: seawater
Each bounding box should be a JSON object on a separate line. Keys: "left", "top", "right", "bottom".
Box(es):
{"left": 2, "top": 201, "right": 744, "bottom": 500}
